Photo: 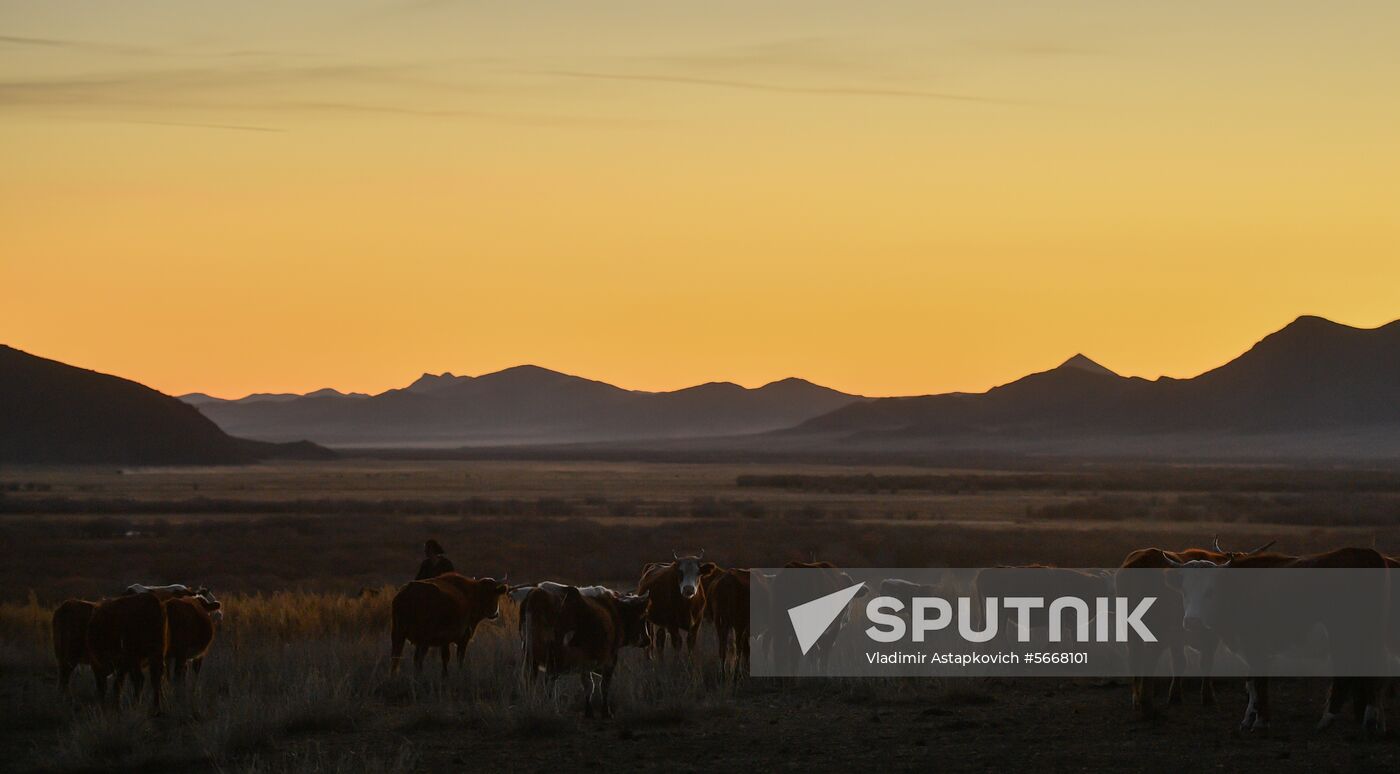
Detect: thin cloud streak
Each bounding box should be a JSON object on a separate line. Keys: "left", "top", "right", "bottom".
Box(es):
{"left": 0, "top": 34, "right": 163, "bottom": 56}
{"left": 520, "top": 69, "right": 1017, "bottom": 104}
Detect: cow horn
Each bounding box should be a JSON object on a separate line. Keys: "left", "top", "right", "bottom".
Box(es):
{"left": 673, "top": 550, "right": 681, "bottom": 561}
{"left": 1247, "top": 540, "right": 1276, "bottom": 555}
{"left": 1212, "top": 535, "right": 1225, "bottom": 553}
{"left": 500, "top": 571, "right": 509, "bottom": 584}
{"left": 1221, "top": 558, "right": 1233, "bottom": 568}
{"left": 696, "top": 549, "right": 704, "bottom": 560}
{"left": 1163, "top": 553, "right": 1186, "bottom": 568}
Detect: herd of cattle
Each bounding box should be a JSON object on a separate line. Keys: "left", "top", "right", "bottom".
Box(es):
{"left": 49, "top": 537, "right": 1400, "bottom": 732}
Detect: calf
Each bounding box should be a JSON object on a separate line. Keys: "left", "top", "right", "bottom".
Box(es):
{"left": 86, "top": 592, "right": 168, "bottom": 713}
{"left": 390, "top": 573, "right": 508, "bottom": 676}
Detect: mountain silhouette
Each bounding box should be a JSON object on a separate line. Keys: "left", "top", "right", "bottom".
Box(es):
{"left": 786, "top": 316, "right": 1400, "bottom": 454}
{"left": 0, "top": 345, "right": 333, "bottom": 465}
{"left": 187, "top": 366, "right": 864, "bottom": 446}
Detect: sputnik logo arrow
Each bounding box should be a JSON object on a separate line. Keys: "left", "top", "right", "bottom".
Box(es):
{"left": 788, "top": 581, "right": 866, "bottom": 655}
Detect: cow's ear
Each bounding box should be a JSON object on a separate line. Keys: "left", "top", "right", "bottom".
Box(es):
{"left": 494, "top": 583, "right": 508, "bottom": 595}
{"left": 701, "top": 562, "right": 717, "bottom": 574}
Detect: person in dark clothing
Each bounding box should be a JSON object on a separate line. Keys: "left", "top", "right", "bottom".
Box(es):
{"left": 415, "top": 539, "right": 455, "bottom": 580}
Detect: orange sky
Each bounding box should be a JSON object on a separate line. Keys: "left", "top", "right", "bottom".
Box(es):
{"left": 2, "top": 2, "right": 1397, "bottom": 398}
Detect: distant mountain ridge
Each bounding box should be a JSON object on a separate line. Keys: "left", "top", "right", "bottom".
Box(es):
{"left": 785, "top": 316, "right": 1400, "bottom": 456}
{"left": 185, "top": 366, "right": 865, "bottom": 447}
{"left": 0, "top": 346, "right": 333, "bottom": 465}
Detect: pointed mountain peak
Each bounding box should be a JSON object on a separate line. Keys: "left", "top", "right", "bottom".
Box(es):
{"left": 1056, "top": 354, "right": 1118, "bottom": 377}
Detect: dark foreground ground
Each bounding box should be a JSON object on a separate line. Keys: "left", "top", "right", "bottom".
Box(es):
{"left": 2, "top": 460, "right": 1397, "bottom": 772}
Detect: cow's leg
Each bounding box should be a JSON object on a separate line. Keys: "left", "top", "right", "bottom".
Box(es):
{"left": 129, "top": 666, "right": 145, "bottom": 704}
{"left": 649, "top": 626, "right": 666, "bottom": 661}
{"left": 1319, "top": 677, "right": 1352, "bottom": 730}
{"left": 715, "top": 620, "right": 732, "bottom": 672}
{"left": 737, "top": 623, "right": 750, "bottom": 676}
{"left": 581, "top": 672, "right": 595, "bottom": 718}
{"left": 413, "top": 643, "right": 428, "bottom": 675}
{"left": 599, "top": 665, "right": 615, "bottom": 718}
{"left": 191, "top": 657, "right": 204, "bottom": 685}
{"left": 110, "top": 669, "right": 128, "bottom": 709}
{"left": 1167, "top": 641, "right": 1185, "bottom": 705}
{"left": 1357, "top": 678, "right": 1384, "bottom": 737}
{"left": 58, "top": 661, "right": 75, "bottom": 693}
{"left": 93, "top": 668, "right": 109, "bottom": 704}
{"left": 1242, "top": 679, "right": 1258, "bottom": 730}
{"left": 440, "top": 644, "right": 451, "bottom": 678}
{"left": 1254, "top": 677, "right": 1276, "bottom": 727}
{"left": 147, "top": 653, "right": 164, "bottom": 715}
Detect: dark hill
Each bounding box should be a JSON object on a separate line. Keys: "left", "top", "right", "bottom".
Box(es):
{"left": 0, "top": 346, "right": 333, "bottom": 465}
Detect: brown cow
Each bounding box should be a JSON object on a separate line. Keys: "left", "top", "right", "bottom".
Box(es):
{"left": 551, "top": 587, "right": 651, "bottom": 717}
{"left": 704, "top": 568, "right": 751, "bottom": 676}
{"left": 415, "top": 539, "right": 455, "bottom": 581}
{"left": 519, "top": 583, "right": 617, "bottom": 677}
{"left": 390, "top": 573, "right": 507, "bottom": 676}
{"left": 638, "top": 551, "right": 716, "bottom": 658}
{"left": 164, "top": 589, "right": 222, "bottom": 686}
{"left": 86, "top": 592, "right": 168, "bottom": 713}
{"left": 53, "top": 599, "right": 99, "bottom": 695}
{"left": 1118, "top": 539, "right": 1275, "bottom": 714}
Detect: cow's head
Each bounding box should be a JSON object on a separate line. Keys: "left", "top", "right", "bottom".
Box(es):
{"left": 672, "top": 550, "right": 717, "bottom": 599}
{"left": 1163, "top": 556, "right": 1231, "bottom": 632}
{"left": 194, "top": 587, "right": 224, "bottom": 625}
{"left": 474, "top": 575, "right": 510, "bottom": 622}
{"left": 617, "top": 592, "right": 652, "bottom": 648}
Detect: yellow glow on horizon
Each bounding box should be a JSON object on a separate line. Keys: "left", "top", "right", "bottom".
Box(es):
{"left": 2, "top": 2, "right": 1397, "bottom": 398}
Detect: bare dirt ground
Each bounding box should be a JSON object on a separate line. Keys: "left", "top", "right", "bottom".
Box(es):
{"left": 1, "top": 460, "right": 1397, "bottom": 772}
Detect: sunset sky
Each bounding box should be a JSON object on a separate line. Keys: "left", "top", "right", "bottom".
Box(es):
{"left": 2, "top": 1, "right": 1397, "bottom": 398}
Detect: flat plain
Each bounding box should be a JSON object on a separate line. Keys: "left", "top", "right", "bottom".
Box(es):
{"left": 2, "top": 459, "right": 1398, "bottom": 772}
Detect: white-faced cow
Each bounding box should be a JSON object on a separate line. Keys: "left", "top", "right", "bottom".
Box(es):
{"left": 1164, "top": 546, "right": 1389, "bottom": 734}
{"left": 1117, "top": 539, "right": 1276, "bottom": 715}
{"left": 638, "top": 551, "right": 717, "bottom": 658}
